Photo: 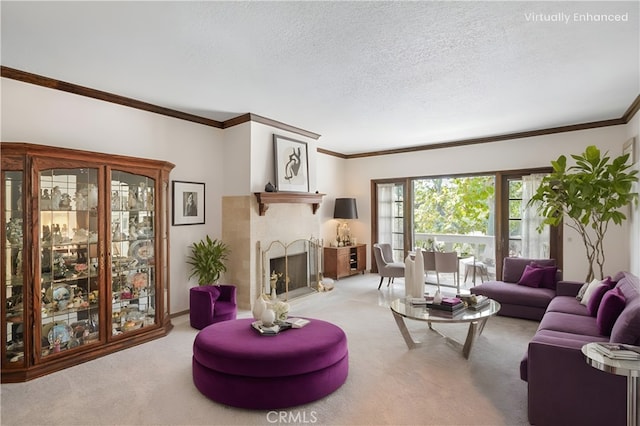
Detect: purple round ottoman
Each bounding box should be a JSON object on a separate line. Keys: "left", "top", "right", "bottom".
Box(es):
{"left": 192, "top": 318, "right": 348, "bottom": 409}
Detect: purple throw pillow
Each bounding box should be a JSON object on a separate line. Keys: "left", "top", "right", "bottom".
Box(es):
{"left": 517, "top": 264, "right": 544, "bottom": 288}
{"left": 530, "top": 262, "right": 558, "bottom": 289}
{"left": 597, "top": 287, "right": 626, "bottom": 336}
{"left": 587, "top": 284, "right": 611, "bottom": 316}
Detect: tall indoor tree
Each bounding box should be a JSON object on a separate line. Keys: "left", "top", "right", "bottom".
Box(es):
{"left": 528, "top": 145, "right": 638, "bottom": 282}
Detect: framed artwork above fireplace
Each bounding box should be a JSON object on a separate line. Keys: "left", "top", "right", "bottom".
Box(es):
{"left": 273, "top": 134, "right": 309, "bottom": 193}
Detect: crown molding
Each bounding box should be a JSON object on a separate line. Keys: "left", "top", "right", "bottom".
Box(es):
{"left": 343, "top": 117, "right": 627, "bottom": 159}
{"left": 622, "top": 94, "right": 640, "bottom": 123}
{"left": 3, "top": 66, "right": 637, "bottom": 160}
{"left": 1, "top": 66, "right": 320, "bottom": 141}
{"left": 0, "top": 66, "right": 224, "bottom": 128}
{"left": 223, "top": 113, "right": 320, "bottom": 140}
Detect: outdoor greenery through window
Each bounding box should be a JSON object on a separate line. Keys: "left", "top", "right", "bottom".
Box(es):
{"left": 413, "top": 176, "right": 496, "bottom": 273}
{"left": 413, "top": 176, "right": 495, "bottom": 242}
{"left": 373, "top": 168, "right": 557, "bottom": 282}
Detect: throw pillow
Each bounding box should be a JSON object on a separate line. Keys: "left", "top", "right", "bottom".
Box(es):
{"left": 601, "top": 276, "right": 617, "bottom": 287}
{"left": 597, "top": 287, "right": 626, "bottom": 336}
{"left": 517, "top": 264, "right": 545, "bottom": 288}
{"left": 587, "top": 283, "right": 612, "bottom": 316}
{"left": 576, "top": 282, "right": 590, "bottom": 301}
{"left": 530, "top": 262, "right": 558, "bottom": 289}
{"left": 580, "top": 278, "right": 603, "bottom": 306}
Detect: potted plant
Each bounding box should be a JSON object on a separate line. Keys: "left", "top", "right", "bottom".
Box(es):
{"left": 527, "top": 145, "right": 638, "bottom": 282}
{"left": 187, "top": 235, "right": 231, "bottom": 285}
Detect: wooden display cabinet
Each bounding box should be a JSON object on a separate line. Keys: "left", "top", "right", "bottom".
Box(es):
{"left": 323, "top": 244, "right": 366, "bottom": 280}
{"left": 1, "top": 142, "right": 174, "bottom": 382}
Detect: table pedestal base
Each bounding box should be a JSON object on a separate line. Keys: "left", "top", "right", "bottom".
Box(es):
{"left": 392, "top": 310, "right": 488, "bottom": 359}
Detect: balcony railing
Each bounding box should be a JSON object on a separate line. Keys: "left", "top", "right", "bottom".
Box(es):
{"left": 414, "top": 233, "right": 496, "bottom": 267}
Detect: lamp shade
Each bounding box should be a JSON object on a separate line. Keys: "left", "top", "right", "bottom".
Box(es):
{"left": 333, "top": 198, "right": 358, "bottom": 219}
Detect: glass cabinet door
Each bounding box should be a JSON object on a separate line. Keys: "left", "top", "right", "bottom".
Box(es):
{"left": 3, "top": 171, "right": 25, "bottom": 365}
{"left": 39, "top": 168, "right": 101, "bottom": 357}
{"left": 110, "top": 171, "right": 156, "bottom": 335}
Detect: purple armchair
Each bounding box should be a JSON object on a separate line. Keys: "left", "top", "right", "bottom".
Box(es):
{"left": 189, "top": 285, "right": 237, "bottom": 330}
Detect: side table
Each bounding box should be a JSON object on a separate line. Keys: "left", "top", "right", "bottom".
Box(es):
{"left": 323, "top": 244, "right": 366, "bottom": 280}
{"left": 582, "top": 342, "right": 640, "bottom": 426}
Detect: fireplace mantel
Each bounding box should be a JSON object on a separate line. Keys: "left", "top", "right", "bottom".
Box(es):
{"left": 254, "top": 192, "right": 325, "bottom": 216}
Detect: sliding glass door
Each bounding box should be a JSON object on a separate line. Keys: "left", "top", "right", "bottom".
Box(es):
{"left": 373, "top": 180, "right": 407, "bottom": 264}
{"left": 372, "top": 168, "right": 561, "bottom": 281}
{"left": 498, "top": 171, "right": 562, "bottom": 278}
{"left": 412, "top": 175, "right": 496, "bottom": 277}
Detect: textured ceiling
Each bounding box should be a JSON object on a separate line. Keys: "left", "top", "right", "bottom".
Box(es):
{"left": 1, "top": 1, "right": 639, "bottom": 155}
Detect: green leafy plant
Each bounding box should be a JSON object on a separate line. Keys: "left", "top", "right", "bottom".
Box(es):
{"left": 187, "top": 235, "right": 231, "bottom": 286}
{"left": 527, "top": 145, "right": 638, "bottom": 282}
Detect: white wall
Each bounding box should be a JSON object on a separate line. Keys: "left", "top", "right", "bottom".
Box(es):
{"left": 222, "top": 122, "right": 251, "bottom": 196}
{"left": 249, "top": 123, "right": 319, "bottom": 193}
{"left": 3, "top": 75, "right": 638, "bottom": 311}
{"left": 316, "top": 153, "right": 347, "bottom": 245}
{"left": 1, "top": 78, "right": 224, "bottom": 313}
{"left": 340, "top": 124, "right": 636, "bottom": 282}
{"left": 625, "top": 112, "right": 640, "bottom": 276}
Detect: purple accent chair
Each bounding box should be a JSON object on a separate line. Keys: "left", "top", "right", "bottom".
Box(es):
{"left": 189, "top": 285, "right": 237, "bottom": 330}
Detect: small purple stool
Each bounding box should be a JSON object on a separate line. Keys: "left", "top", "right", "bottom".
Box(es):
{"left": 192, "top": 318, "right": 348, "bottom": 409}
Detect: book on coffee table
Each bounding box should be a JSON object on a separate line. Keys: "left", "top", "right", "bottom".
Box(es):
{"left": 593, "top": 343, "right": 640, "bottom": 360}
{"left": 427, "top": 307, "right": 466, "bottom": 318}
{"left": 425, "top": 301, "right": 465, "bottom": 312}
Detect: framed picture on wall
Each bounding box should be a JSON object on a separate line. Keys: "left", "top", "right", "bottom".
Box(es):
{"left": 273, "top": 134, "right": 309, "bottom": 192}
{"left": 172, "top": 181, "right": 205, "bottom": 225}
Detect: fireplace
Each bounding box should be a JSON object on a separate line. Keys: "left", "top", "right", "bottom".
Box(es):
{"left": 222, "top": 196, "right": 323, "bottom": 309}
{"left": 261, "top": 238, "right": 322, "bottom": 300}
{"left": 270, "top": 253, "right": 307, "bottom": 294}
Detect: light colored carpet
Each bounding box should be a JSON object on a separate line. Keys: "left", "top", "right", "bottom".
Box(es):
{"left": 0, "top": 274, "right": 538, "bottom": 425}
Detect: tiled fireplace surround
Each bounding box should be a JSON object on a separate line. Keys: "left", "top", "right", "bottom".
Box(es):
{"left": 221, "top": 196, "right": 322, "bottom": 310}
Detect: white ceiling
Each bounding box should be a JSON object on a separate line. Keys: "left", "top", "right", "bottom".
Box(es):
{"left": 2, "top": 1, "right": 639, "bottom": 155}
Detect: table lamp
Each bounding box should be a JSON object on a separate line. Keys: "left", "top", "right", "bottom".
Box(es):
{"left": 333, "top": 198, "right": 358, "bottom": 246}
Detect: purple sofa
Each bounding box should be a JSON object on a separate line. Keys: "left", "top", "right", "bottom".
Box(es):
{"left": 471, "top": 257, "right": 560, "bottom": 321}
{"left": 521, "top": 271, "right": 640, "bottom": 426}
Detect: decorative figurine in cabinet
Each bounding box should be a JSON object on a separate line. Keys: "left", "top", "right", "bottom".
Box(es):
{"left": 1, "top": 142, "right": 174, "bottom": 382}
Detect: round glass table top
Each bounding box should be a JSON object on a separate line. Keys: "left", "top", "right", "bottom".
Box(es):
{"left": 582, "top": 342, "right": 640, "bottom": 378}
{"left": 390, "top": 298, "right": 501, "bottom": 324}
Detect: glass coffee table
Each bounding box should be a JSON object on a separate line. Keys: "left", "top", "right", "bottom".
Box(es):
{"left": 390, "top": 298, "right": 501, "bottom": 359}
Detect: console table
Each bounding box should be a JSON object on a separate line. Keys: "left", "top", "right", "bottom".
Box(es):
{"left": 323, "top": 244, "right": 366, "bottom": 280}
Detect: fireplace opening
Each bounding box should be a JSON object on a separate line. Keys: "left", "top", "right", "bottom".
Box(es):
{"left": 261, "top": 238, "right": 322, "bottom": 300}
{"left": 270, "top": 253, "right": 308, "bottom": 295}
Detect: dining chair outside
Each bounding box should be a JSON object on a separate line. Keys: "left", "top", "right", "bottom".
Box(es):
{"left": 423, "top": 250, "right": 436, "bottom": 275}
{"left": 434, "top": 251, "right": 460, "bottom": 293}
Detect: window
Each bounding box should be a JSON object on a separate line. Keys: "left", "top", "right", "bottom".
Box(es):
{"left": 374, "top": 181, "right": 406, "bottom": 263}
{"left": 372, "top": 168, "right": 561, "bottom": 281}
